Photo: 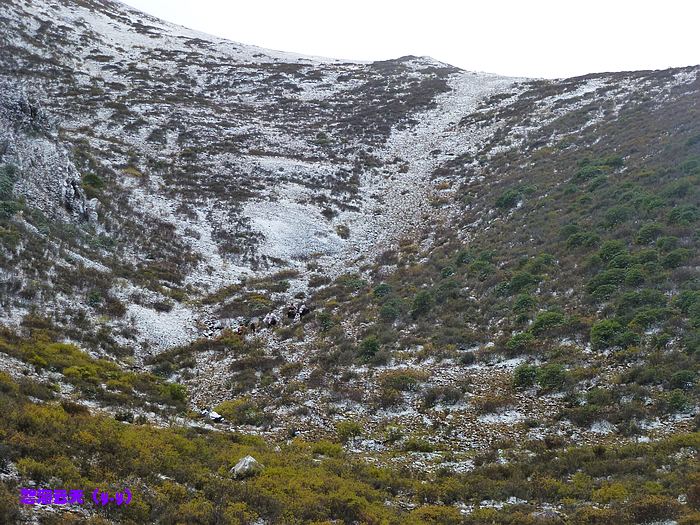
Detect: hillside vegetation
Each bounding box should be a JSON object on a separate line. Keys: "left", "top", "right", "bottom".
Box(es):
{"left": 0, "top": 0, "right": 698, "bottom": 522}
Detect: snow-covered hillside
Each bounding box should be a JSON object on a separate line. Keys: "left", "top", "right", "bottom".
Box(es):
{"left": 0, "top": 0, "right": 698, "bottom": 484}
{"left": 0, "top": 0, "right": 522, "bottom": 350}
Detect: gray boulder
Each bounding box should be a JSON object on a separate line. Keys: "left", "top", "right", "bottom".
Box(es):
{"left": 531, "top": 509, "right": 564, "bottom": 522}
{"left": 231, "top": 455, "right": 264, "bottom": 479}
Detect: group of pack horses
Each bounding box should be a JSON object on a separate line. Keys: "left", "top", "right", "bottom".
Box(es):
{"left": 236, "top": 301, "right": 310, "bottom": 334}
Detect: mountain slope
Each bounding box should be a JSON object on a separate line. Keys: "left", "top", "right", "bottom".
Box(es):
{"left": 0, "top": 0, "right": 516, "bottom": 353}
{"left": 0, "top": 0, "right": 699, "bottom": 523}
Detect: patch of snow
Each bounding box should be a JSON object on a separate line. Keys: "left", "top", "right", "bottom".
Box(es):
{"left": 126, "top": 303, "right": 197, "bottom": 353}
{"left": 590, "top": 420, "right": 616, "bottom": 435}
{"left": 478, "top": 410, "right": 524, "bottom": 424}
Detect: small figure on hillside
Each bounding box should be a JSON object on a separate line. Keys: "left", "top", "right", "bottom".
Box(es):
{"left": 208, "top": 410, "right": 224, "bottom": 423}
{"left": 298, "top": 304, "right": 309, "bottom": 317}
{"left": 248, "top": 317, "right": 260, "bottom": 333}
{"left": 263, "top": 312, "right": 278, "bottom": 327}
{"left": 286, "top": 303, "right": 297, "bottom": 319}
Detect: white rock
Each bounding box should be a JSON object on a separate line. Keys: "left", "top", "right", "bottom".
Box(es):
{"left": 231, "top": 455, "right": 264, "bottom": 479}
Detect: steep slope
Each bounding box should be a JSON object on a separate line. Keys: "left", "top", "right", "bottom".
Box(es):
{"left": 0, "top": 0, "right": 699, "bottom": 523}
{"left": 0, "top": 0, "right": 516, "bottom": 354}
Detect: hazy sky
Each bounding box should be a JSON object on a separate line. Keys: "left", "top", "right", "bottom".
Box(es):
{"left": 121, "top": 0, "right": 699, "bottom": 78}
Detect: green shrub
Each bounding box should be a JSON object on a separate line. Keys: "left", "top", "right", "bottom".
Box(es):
{"left": 531, "top": 311, "right": 566, "bottom": 336}
{"left": 560, "top": 223, "right": 580, "bottom": 239}
{"left": 624, "top": 266, "right": 645, "bottom": 285}
{"left": 657, "top": 236, "right": 680, "bottom": 252}
{"left": 661, "top": 389, "right": 690, "bottom": 413}
{"left": 567, "top": 231, "right": 600, "bottom": 249}
{"left": 0, "top": 164, "right": 18, "bottom": 201}
{"left": 335, "top": 273, "right": 367, "bottom": 292}
{"left": 311, "top": 440, "right": 343, "bottom": 458}
{"left": 495, "top": 188, "right": 521, "bottom": 209}
{"left": 600, "top": 155, "right": 624, "bottom": 168}
{"left": 592, "top": 482, "right": 629, "bottom": 503}
{"left": 662, "top": 178, "right": 693, "bottom": 198}
{"left": 587, "top": 387, "right": 614, "bottom": 406}
{"left": 440, "top": 266, "right": 455, "bottom": 278}
{"left": 590, "top": 284, "right": 618, "bottom": 301}
{"left": 513, "top": 364, "right": 538, "bottom": 388}
{"left": 315, "top": 131, "right": 331, "bottom": 145}
{"left": 591, "top": 319, "right": 628, "bottom": 349}
{"left": 608, "top": 253, "right": 635, "bottom": 268}
{"left": 604, "top": 206, "right": 632, "bottom": 227}
{"left": 336, "top": 420, "right": 363, "bottom": 442}
{"left": 166, "top": 383, "right": 187, "bottom": 402}
{"left": 662, "top": 248, "right": 691, "bottom": 268}
{"left": 0, "top": 371, "right": 18, "bottom": 395}
{"left": 358, "top": 336, "right": 380, "bottom": 361}
{"left": 571, "top": 155, "right": 624, "bottom": 183}
{"left": 669, "top": 204, "right": 699, "bottom": 225}
{"left": 435, "top": 278, "right": 459, "bottom": 303}
{"left": 0, "top": 201, "right": 21, "bottom": 221}
{"left": 379, "top": 300, "right": 402, "bottom": 322}
{"left": 615, "top": 290, "right": 667, "bottom": 319}
{"left": 469, "top": 258, "right": 495, "bottom": 279}
{"left": 587, "top": 268, "right": 625, "bottom": 296}
{"left": 627, "top": 494, "right": 681, "bottom": 523}
{"left": 507, "top": 271, "right": 539, "bottom": 294}
{"left": 681, "top": 156, "right": 700, "bottom": 175}
{"left": 412, "top": 290, "right": 434, "bottom": 318}
{"left": 513, "top": 293, "right": 536, "bottom": 314}
{"left": 506, "top": 331, "right": 535, "bottom": 353}
{"left": 421, "top": 385, "right": 463, "bottom": 408}
{"left": 629, "top": 307, "right": 669, "bottom": 330}
{"left": 670, "top": 370, "right": 696, "bottom": 390}
{"left": 676, "top": 291, "right": 700, "bottom": 314}
{"left": 316, "top": 311, "right": 336, "bottom": 332}
{"left": 537, "top": 364, "right": 567, "bottom": 391}
{"left": 573, "top": 164, "right": 605, "bottom": 182}
{"left": 634, "top": 222, "right": 663, "bottom": 244}
{"left": 455, "top": 249, "right": 475, "bottom": 265}
{"left": 527, "top": 253, "right": 555, "bottom": 272}
{"left": 82, "top": 172, "right": 104, "bottom": 188}
{"left": 214, "top": 398, "right": 269, "bottom": 426}
{"left": 570, "top": 506, "right": 627, "bottom": 525}
{"left": 410, "top": 505, "right": 462, "bottom": 524}
{"left": 599, "top": 240, "right": 626, "bottom": 262}
{"left": 373, "top": 283, "right": 391, "bottom": 298}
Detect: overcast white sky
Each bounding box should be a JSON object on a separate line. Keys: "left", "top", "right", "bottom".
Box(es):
{"left": 121, "top": 0, "right": 699, "bottom": 78}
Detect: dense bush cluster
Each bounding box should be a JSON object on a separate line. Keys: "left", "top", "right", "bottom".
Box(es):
{"left": 0, "top": 328, "right": 187, "bottom": 413}
{"left": 0, "top": 365, "right": 698, "bottom": 523}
